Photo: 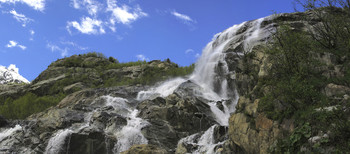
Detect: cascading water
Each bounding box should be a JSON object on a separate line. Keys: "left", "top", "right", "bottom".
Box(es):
{"left": 44, "top": 95, "right": 149, "bottom": 154}
{"left": 138, "top": 15, "right": 275, "bottom": 153}
{"left": 102, "top": 96, "right": 149, "bottom": 154}
{"left": 114, "top": 109, "right": 149, "bottom": 153}
{"left": 0, "top": 125, "right": 22, "bottom": 142}
{"left": 45, "top": 129, "right": 74, "bottom": 154}
{"left": 138, "top": 16, "right": 272, "bottom": 124}
{"left": 26, "top": 15, "right": 275, "bottom": 154}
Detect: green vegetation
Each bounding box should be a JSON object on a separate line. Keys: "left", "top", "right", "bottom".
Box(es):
{"left": 255, "top": 0, "right": 350, "bottom": 152}
{"left": 0, "top": 92, "right": 66, "bottom": 119}
{"left": 103, "top": 63, "right": 195, "bottom": 87}
{"left": 0, "top": 52, "right": 195, "bottom": 120}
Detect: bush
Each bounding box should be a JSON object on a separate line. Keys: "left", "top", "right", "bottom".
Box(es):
{"left": 0, "top": 92, "right": 66, "bottom": 119}
{"left": 258, "top": 1, "right": 350, "bottom": 152}
{"left": 109, "top": 56, "right": 118, "bottom": 63}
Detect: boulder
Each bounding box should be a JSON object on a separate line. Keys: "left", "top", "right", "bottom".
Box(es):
{"left": 325, "top": 83, "right": 350, "bottom": 97}
{"left": 67, "top": 132, "right": 115, "bottom": 154}
{"left": 121, "top": 144, "right": 167, "bottom": 154}
{"left": 137, "top": 95, "right": 217, "bottom": 151}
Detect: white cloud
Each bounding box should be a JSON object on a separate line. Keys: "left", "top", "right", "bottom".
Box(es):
{"left": 171, "top": 10, "right": 196, "bottom": 30}
{"left": 71, "top": 0, "right": 101, "bottom": 16}
{"left": 171, "top": 11, "right": 194, "bottom": 23}
{"left": 67, "top": 0, "right": 147, "bottom": 35}
{"left": 47, "top": 43, "right": 68, "bottom": 57}
{"left": 6, "top": 40, "right": 17, "bottom": 48}
{"left": 9, "top": 9, "right": 33, "bottom": 27}
{"left": 136, "top": 54, "right": 149, "bottom": 61}
{"left": 61, "top": 41, "right": 88, "bottom": 50}
{"left": 185, "top": 48, "right": 200, "bottom": 58}
{"left": 185, "top": 49, "right": 194, "bottom": 54}
{"left": 195, "top": 53, "right": 201, "bottom": 58}
{"left": 0, "top": 0, "right": 45, "bottom": 11}
{"left": 18, "top": 44, "right": 26, "bottom": 50}
{"left": 29, "top": 30, "right": 35, "bottom": 41}
{"left": 107, "top": 0, "right": 147, "bottom": 25}
{"left": 67, "top": 17, "right": 105, "bottom": 35}
{"left": 6, "top": 40, "right": 26, "bottom": 50}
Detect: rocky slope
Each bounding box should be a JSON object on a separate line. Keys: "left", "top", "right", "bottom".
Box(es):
{"left": 0, "top": 8, "right": 349, "bottom": 154}
{"left": 0, "top": 64, "right": 29, "bottom": 84}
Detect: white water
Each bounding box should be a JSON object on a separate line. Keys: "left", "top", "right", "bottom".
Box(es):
{"left": 44, "top": 95, "right": 149, "bottom": 154}
{"left": 178, "top": 125, "right": 226, "bottom": 154}
{"left": 137, "top": 78, "right": 187, "bottom": 101}
{"left": 43, "top": 16, "right": 274, "bottom": 154}
{"left": 0, "top": 125, "right": 22, "bottom": 142}
{"left": 172, "top": 16, "right": 274, "bottom": 153}
{"left": 114, "top": 109, "right": 149, "bottom": 153}
{"left": 138, "top": 17, "right": 271, "bottom": 127}
{"left": 101, "top": 96, "right": 149, "bottom": 153}
{"left": 45, "top": 129, "right": 74, "bottom": 154}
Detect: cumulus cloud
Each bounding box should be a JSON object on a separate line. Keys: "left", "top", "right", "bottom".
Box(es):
{"left": 0, "top": 0, "right": 45, "bottom": 11}
{"left": 107, "top": 0, "right": 147, "bottom": 28}
{"left": 67, "top": 17, "right": 105, "bottom": 35}
{"left": 67, "top": 0, "right": 148, "bottom": 35}
{"left": 71, "top": 0, "right": 101, "bottom": 16}
{"left": 6, "top": 40, "right": 26, "bottom": 50}
{"left": 136, "top": 54, "right": 149, "bottom": 61}
{"left": 9, "top": 9, "right": 33, "bottom": 27}
{"left": 47, "top": 43, "right": 68, "bottom": 57}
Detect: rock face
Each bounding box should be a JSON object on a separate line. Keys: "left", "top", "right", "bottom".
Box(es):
{"left": 0, "top": 10, "right": 346, "bottom": 154}
{"left": 121, "top": 144, "right": 167, "bottom": 154}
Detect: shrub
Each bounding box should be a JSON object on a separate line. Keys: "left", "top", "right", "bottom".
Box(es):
{"left": 0, "top": 92, "right": 66, "bottom": 119}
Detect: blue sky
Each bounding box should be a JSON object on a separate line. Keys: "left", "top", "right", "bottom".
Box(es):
{"left": 0, "top": 0, "right": 295, "bottom": 81}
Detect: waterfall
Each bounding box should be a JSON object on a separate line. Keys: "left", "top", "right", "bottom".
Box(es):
{"left": 136, "top": 16, "right": 275, "bottom": 153}
{"left": 44, "top": 95, "right": 149, "bottom": 154}
{"left": 177, "top": 125, "right": 226, "bottom": 154}
{"left": 138, "top": 16, "right": 272, "bottom": 124}
{"left": 113, "top": 109, "right": 149, "bottom": 153}
{"left": 43, "top": 15, "right": 275, "bottom": 154}
{"left": 45, "top": 129, "right": 74, "bottom": 154}
{"left": 0, "top": 125, "right": 22, "bottom": 142}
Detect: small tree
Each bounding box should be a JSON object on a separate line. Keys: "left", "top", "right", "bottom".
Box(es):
{"left": 108, "top": 56, "right": 119, "bottom": 63}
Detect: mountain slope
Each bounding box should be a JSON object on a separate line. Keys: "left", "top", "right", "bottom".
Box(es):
{"left": 0, "top": 64, "right": 29, "bottom": 84}
{"left": 0, "top": 7, "right": 349, "bottom": 154}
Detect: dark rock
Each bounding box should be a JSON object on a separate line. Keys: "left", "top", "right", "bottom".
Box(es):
{"left": 0, "top": 115, "right": 8, "bottom": 127}
{"left": 137, "top": 95, "right": 217, "bottom": 151}
{"left": 68, "top": 132, "right": 115, "bottom": 154}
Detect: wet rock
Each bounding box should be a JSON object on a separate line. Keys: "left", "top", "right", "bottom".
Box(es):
{"left": 138, "top": 95, "right": 217, "bottom": 151}
{"left": 175, "top": 125, "right": 228, "bottom": 154}
{"left": 121, "top": 144, "right": 168, "bottom": 154}
{"left": 0, "top": 115, "right": 8, "bottom": 127}
{"left": 68, "top": 132, "right": 115, "bottom": 154}
{"left": 173, "top": 80, "right": 203, "bottom": 98}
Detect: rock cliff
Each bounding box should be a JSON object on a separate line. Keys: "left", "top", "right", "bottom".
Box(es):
{"left": 1, "top": 8, "right": 350, "bottom": 154}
